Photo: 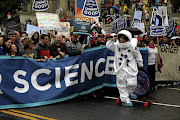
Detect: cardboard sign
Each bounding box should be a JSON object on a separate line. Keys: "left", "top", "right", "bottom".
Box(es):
{"left": 150, "top": 26, "right": 165, "bottom": 36}
{"left": 82, "top": 0, "right": 100, "bottom": 18}
{"left": 32, "top": 0, "right": 49, "bottom": 11}
{"left": 36, "top": 12, "right": 61, "bottom": 30}
{"left": 56, "top": 22, "right": 70, "bottom": 38}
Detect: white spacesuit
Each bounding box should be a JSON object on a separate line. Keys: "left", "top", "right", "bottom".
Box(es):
{"left": 106, "top": 30, "right": 143, "bottom": 106}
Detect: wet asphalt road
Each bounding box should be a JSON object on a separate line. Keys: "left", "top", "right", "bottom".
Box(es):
{"left": 0, "top": 85, "right": 180, "bottom": 120}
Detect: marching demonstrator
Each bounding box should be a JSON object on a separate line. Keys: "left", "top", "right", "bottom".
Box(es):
{"left": 106, "top": 30, "right": 143, "bottom": 107}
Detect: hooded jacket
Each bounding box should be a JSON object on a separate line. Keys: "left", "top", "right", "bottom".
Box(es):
{"left": 106, "top": 30, "right": 143, "bottom": 76}
{"left": 29, "top": 30, "right": 40, "bottom": 48}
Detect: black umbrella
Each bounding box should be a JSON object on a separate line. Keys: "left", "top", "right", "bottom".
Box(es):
{"left": 117, "top": 27, "right": 143, "bottom": 37}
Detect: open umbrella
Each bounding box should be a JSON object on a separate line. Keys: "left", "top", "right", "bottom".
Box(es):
{"left": 119, "top": 27, "right": 143, "bottom": 37}
{"left": 151, "top": 6, "right": 156, "bottom": 9}
{"left": 111, "top": 6, "right": 119, "bottom": 11}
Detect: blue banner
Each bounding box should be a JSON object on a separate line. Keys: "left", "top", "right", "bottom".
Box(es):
{"left": 82, "top": 0, "right": 100, "bottom": 18}
{"left": 32, "top": 0, "right": 49, "bottom": 11}
{"left": 0, "top": 47, "right": 148, "bottom": 109}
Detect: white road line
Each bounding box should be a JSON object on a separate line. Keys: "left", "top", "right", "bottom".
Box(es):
{"left": 104, "top": 96, "right": 180, "bottom": 108}
{"left": 167, "top": 88, "right": 180, "bottom": 91}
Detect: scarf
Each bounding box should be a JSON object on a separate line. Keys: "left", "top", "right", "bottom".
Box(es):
{"left": 148, "top": 43, "right": 155, "bottom": 48}
{"left": 115, "top": 40, "right": 131, "bottom": 49}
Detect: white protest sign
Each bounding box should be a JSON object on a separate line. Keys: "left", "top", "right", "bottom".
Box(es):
{"left": 56, "top": 22, "right": 70, "bottom": 38}
{"left": 36, "top": 12, "right": 61, "bottom": 30}
{"left": 150, "top": 26, "right": 165, "bottom": 36}
{"left": 132, "top": 23, "right": 145, "bottom": 35}
{"left": 158, "top": 6, "right": 168, "bottom": 26}
{"left": 82, "top": 0, "right": 100, "bottom": 18}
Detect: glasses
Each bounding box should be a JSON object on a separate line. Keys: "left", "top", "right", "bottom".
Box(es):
{"left": 114, "top": 35, "right": 117, "bottom": 37}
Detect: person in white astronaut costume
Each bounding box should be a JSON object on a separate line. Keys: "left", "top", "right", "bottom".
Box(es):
{"left": 106, "top": 30, "right": 143, "bottom": 106}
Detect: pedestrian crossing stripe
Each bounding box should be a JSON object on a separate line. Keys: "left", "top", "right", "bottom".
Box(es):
{"left": 0, "top": 74, "right": 3, "bottom": 94}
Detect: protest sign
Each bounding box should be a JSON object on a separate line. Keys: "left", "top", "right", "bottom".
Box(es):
{"left": 76, "top": 0, "right": 92, "bottom": 22}
{"left": 158, "top": 6, "right": 168, "bottom": 26}
{"left": 156, "top": 45, "right": 180, "bottom": 81}
{"left": 36, "top": 12, "right": 61, "bottom": 30}
{"left": 3, "top": 15, "right": 21, "bottom": 34}
{"left": 111, "top": 18, "right": 126, "bottom": 33}
{"left": 57, "top": 22, "right": 70, "bottom": 38}
{"left": 132, "top": 23, "right": 145, "bottom": 35}
{"left": 32, "top": 0, "right": 49, "bottom": 11}
{"left": 150, "top": 7, "right": 163, "bottom": 26}
{"left": 133, "top": 10, "right": 142, "bottom": 23}
{"left": 165, "top": 19, "right": 175, "bottom": 37}
{"left": 73, "top": 20, "right": 91, "bottom": 35}
{"left": 26, "top": 24, "right": 44, "bottom": 35}
{"left": 82, "top": 0, "right": 100, "bottom": 18}
{"left": 150, "top": 26, "right": 165, "bottom": 36}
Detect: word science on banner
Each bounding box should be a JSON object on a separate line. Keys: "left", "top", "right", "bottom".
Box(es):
{"left": 0, "top": 47, "right": 150, "bottom": 109}
{"left": 73, "top": 20, "right": 91, "bottom": 35}
{"left": 82, "top": 0, "right": 100, "bottom": 18}
{"left": 36, "top": 12, "right": 61, "bottom": 30}
{"left": 32, "top": 0, "right": 49, "bottom": 11}
{"left": 150, "top": 26, "right": 165, "bottom": 36}
{"left": 111, "top": 18, "right": 126, "bottom": 33}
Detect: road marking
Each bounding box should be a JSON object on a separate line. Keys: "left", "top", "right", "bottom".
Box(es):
{"left": 0, "top": 110, "right": 38, "bottom": 120}
{"left": 0, "top": 74, "right": 3, "bottom": 94}
{"left": 167, "top": 88, "right": 180, "bottom": 91}
{"left": 104, "top": 96, "right": 180, "bottom": 108}
{"left": 9, "top": 109, "right": 56, "bottom": 120}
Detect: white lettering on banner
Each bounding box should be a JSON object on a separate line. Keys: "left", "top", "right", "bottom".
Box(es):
{"left": 105, "top": 56, "right": 116, "bottom": 75}
{"left": 95, "top": 58, "right": 106, "bottom": 77}
{"left": 65, "top": 64, "right": 79, "bottom": 87}
{"left": 80, "top": 61, "right": 93, "bottom": 83}
{"left": 13, "top": 70, "right": 29, "bottom": 93}
{"left": 55, "top": 67, "right": 61, "bottom": 88}
{"left": 31, "top": 69, "right": 52, "bottom": 91}
{"left": 11, "top": 57, "right": 115, "bottom": 93}
{"left": 0, "top": 74, "right": 3, "bottom": 94}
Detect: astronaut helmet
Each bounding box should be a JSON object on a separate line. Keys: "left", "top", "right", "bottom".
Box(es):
{"left": 118, "top": 30, "right": 132, "bottom": 43}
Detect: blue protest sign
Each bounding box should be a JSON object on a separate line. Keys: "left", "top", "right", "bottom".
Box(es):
{"left": 26, "top": 24, "right": 43, "bottom": 35}
{"left": 133, "top": 10, "right": 142, "bottom": 23}
{"left": 111, "top": 18, "right": 126, "bottom": 33}
{"left": 150, "top": 26, "right": 165, "bottom": 36}
{"left": 32, "top": 0, "right": 49, "bottom": 11}
{"left": 73, "top": 20, "right": 91, "bottom": 35}
{"left": 82, "top": 0, "right": 100, "bottom": 18}
{"left": 166, "top": 19, "right": 175, "bottom": 37}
